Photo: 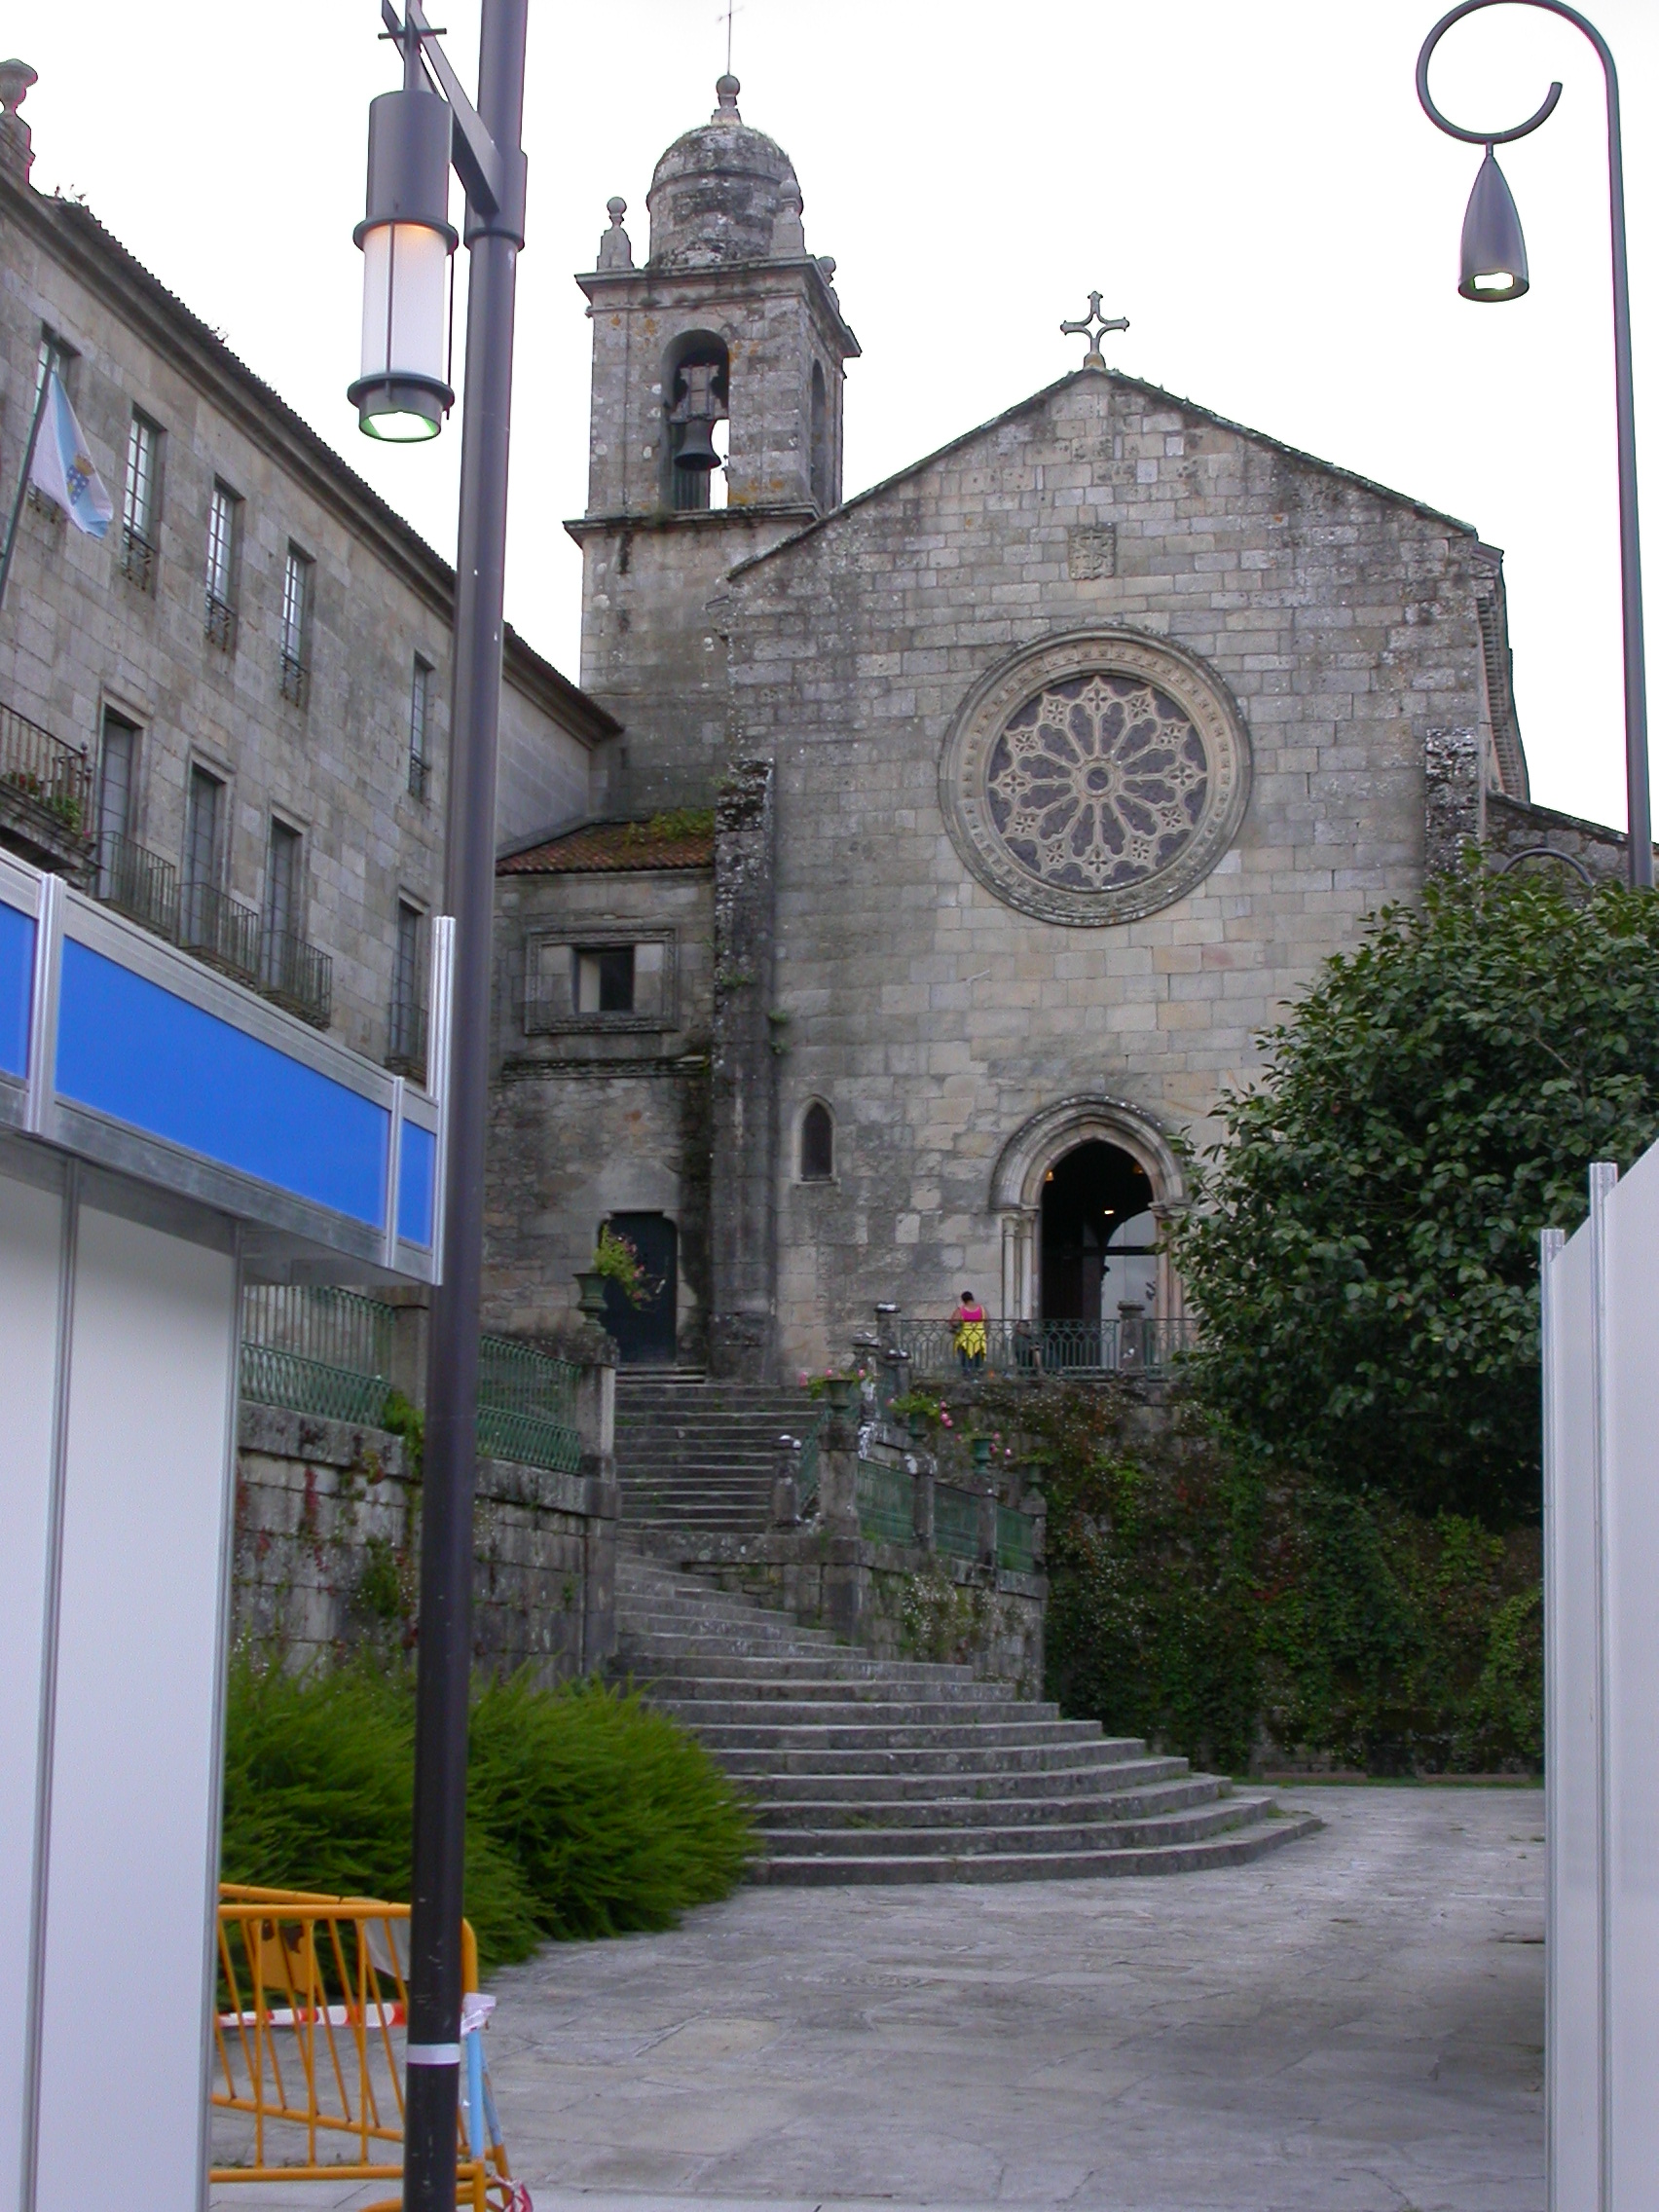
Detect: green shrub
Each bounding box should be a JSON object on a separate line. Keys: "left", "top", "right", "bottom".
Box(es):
{"left": 986, "top": 1381, "right": 1542, "bottom": 1775}
{"left": 221, "top": 1656, "right": 755, "bottom": 1972}
{"left": 1172, "top": 866, "right": 1659, "bottom": 1524}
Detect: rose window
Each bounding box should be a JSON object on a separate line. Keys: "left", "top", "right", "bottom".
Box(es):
{"left": 984, "top": 675, "right": 1209, "bottom": 893}
{"left": 939, "top": 632, "right": 1251, "bottom": 927}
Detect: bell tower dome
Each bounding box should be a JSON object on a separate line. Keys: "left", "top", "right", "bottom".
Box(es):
{"left": 570, "top": 78, "right": 860, "bottom": 811}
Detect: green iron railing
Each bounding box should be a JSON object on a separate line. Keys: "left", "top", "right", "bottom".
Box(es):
{"left": 476, "top": 1334, "right": 581, "bottom": 1474}
{"left": 795, "top": 1412, "right": 823, "bottom": 1514}
{"left": 239, "top": 1289, "right": 581, "bottom": 1476}
{"left": 934, "top": 1483, "right": 981, "bottom": 1563}
{"left": 856, "top": 1458, "right": 915, "bottom": 1546}
{"left": 996, "top": 1502, "right": 1035, "bottom": 1575}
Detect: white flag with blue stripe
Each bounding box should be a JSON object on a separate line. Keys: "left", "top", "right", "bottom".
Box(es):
{"left": 28, "top": 370, "right": 113, "bottom": 538}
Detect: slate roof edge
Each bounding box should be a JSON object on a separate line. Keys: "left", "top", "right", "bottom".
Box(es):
{"left": 4, "top": 174, "right": 616, "bottom": 747}
{"left": 724, "top": 367, "right": 1482, "bottom": 582}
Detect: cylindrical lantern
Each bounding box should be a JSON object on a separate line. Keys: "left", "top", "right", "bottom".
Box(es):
{"left": 348, "top": 88, "right": 458, "bottom": 441}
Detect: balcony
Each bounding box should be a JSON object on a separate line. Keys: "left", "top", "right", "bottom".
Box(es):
{"left": 278, "top": 649, "right": 309, "bottom": 709}
{"left": 97, "top": 832, "right": 179, "bottom": 940}
{"left": 386, "top": 995, "right": 427, "bottom": 1082}
{"left": 179, "top": 880, "right": 262, "bottom": 988}
{"left": 0, "top": 701, "right": 95, "bottom": 876}
{"left": 204, "top": 591, "right": 238, "bottom": 655}
{"left": 262, "top": 926, "right": 333, "bottom": 1030}
{"left": 121, "top": 524, "right": 155, "bottom": 594}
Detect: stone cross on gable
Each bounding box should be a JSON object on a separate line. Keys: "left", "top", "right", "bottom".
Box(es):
{"left": 1061, "top": 292, "right": 1130, "bottom": 371}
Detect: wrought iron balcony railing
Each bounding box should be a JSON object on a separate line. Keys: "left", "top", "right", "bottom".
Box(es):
{"left": 97, "top": 831, "right": 180, "bottom": 941}
{"left": 204, "top": 591, "right": 238, "bottom": 654}
{"left": 0, "top": 700, "right": 93, "bottom": 842}
{"left": 121, "top": 525, "right": 155, "bottom": 593}
{"left": 179, "top": 880, "right": 262, "bottom": 988}
{"left": 407, "top": 751, "right": 429, "bottom": 801}
{"left": 261, "top": 925, "right": 333, "bottom": 1029}
{"left": 896, "top": 1315, "right": 1200, "bottom": 1382}
{"left": 277, "top": 648, "right": 309, "bottom": 709}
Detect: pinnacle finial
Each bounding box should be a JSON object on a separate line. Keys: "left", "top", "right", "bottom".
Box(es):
{"left": 714, "top": 72, "right": 741, "bottom": 119}
{"left": 597, "top": 197, "right": 634, "bottom": 271}
{"left": 0, "top": 57, "right": 36, "bottom": 183}
{"left": 1061, "top": 290, "right": 1130, "bottom": 371}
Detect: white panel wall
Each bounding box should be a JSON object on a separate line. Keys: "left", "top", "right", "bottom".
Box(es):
{"left": 0, "top": 1166, "right": 64, "bottom": 2208}
{"left": 1543, "top": 1146, "right": 1659, "bottom": 2210}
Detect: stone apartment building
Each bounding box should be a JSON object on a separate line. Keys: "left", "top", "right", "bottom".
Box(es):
{"left": 0, "top": 63, "right": 613, "bottom": 1077}
{"left": 483, "top": 71, "right": 1608, "bottom": 1381}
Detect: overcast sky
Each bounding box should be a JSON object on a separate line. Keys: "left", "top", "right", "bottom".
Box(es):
{"left": 18, "top": 0, "right": 1658, "bottom": 829}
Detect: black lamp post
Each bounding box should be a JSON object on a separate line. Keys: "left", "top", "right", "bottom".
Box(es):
{"left": 349, "top": 5, "right": 528, "bottom": 2207}
{"left": 1418, "top": 0, "right": 1650, "bottom": 889}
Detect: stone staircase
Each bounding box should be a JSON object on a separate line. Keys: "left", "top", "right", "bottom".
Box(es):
{"left": 615, "top": 1371, "right": 813, "bottom": 1532}
{"left": 614, "top": 1547, "right": 1319, "bottom": 1883}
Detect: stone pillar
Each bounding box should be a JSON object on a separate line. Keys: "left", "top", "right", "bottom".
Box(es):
{"left": 771, "top": 1433, "right": 803, "bottom": 1530}
{"left": 0, "top": 60, "right": 36, "bottom": 185}
{"left": 817, "top": 1383, "right": 865, "bottom": 1641}
{"left": 571, "top": 1327, "right": 618, "bottom": 1673}
{"left": 709, "top": 758, "right": 779, "bottom": 1379}
{"left": 383, "top": 1288, "right": 429, "bottom": 1406}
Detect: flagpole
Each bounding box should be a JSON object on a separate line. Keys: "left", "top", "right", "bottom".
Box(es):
{"left": 0, "top": 360, "right": 55, "bottom": 616}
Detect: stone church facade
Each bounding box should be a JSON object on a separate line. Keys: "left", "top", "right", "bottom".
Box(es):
{"left": 483, "top": 75, "right": 1546, "bottom": 1379}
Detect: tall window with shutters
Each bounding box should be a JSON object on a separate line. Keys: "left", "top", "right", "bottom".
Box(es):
{"left": 387, "top": 899, "right": 426, "bottom": 1076}
{"left": 278, "top": 545, "right": 312, "bottom": 706}
{"left": 121, "top": 412, "right": 161, "bottom": 591}
{"left": 181, "top": 766, "right": 223, "bottom": 946}
{"left": 95, "top": 711, "right": 137, "bottom": 899}
{"left": 204, "top": 481, "right": 240, "bottom": 650}
{"left": 263, "top": 820, "right": 302, "bottom": 989}
{"left": 408, "top": 655, "right": 432, "bottom": 800}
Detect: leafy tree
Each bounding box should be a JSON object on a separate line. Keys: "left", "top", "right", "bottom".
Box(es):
{"left": 1173, "top": 866, "right": 1659, "bottom": 1523}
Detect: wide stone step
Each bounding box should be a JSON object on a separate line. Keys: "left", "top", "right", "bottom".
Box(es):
{"left": 750, "top": 1809, "right": 1322, "bottom": 1885}
{"left": 751, "top": 1777, "right": 1222, "bottom": 1828}
{"left": 711, "top": 1738, "right": 1162, "bottom": 1779}
{"left": 619, "top": 1653, "right": 986, "bottom": 1687}
{"left": 756, "top": 1799, "right": 1264, "bottom": 1858}
{"left": 631, "top": 1674, "right": 1020, "bottom": 1706}
{"left": 748, "top": 1755, "right": 1177, "bottom": 1804}
{"left": 665, "top": 1715, "right": 1105, "bottom": 1752}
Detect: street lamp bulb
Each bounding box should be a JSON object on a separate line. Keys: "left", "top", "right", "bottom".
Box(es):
{"left": 360, "top": 403, "right": 444, "bottom": 443}
{"left": 1458, "top": 147, "right": 1530, "bottom": 302}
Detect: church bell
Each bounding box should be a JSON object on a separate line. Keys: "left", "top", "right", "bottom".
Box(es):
{"left": 670, "top": 359, "right": 726, "bottom": 471}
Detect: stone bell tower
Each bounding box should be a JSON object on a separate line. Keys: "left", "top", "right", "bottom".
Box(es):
{"left": 571, "top": 76, "right": 860, "bottom": 813}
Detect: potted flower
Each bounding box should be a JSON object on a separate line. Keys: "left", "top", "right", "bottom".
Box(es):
{"left": 575, "top": 1226, "right": 659, "bottom": 1320}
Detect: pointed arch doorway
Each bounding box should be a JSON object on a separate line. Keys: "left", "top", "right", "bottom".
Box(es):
{"left": 991, "top": 1096, "right": 1185, "bottom": 1349}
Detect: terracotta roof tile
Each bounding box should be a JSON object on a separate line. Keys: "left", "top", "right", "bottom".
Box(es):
{"left": 499, "top": 817, "right": 715, "bottom": 875}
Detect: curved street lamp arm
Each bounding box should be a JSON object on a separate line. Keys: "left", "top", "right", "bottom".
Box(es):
{"left": 1416, "top": 0, "right": 1649, "bottom": 887}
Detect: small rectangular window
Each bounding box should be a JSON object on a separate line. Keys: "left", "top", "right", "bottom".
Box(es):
{"left": 122, "top": 412, "right": 162, "bottom": 590}
{"left": 574, "top": 944, "right": 635, "bottom": 1014}
{"left": 279, "top": 545, "right": 312, "bottom": 705}
{"left": 204, "top": 481, "right": 240, "bottom": 650}
{"left": 408, "top": 655, "right": 432, "bottom": 799}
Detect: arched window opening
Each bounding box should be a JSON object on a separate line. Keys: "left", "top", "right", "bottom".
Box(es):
{"left": 1039, "top": 1140, "right": 1155, "bottom": 1321}
{"left": 662, "top": 331, "right": 730, "bottom": 513}
{"left": 800, "top": 1099, "right": 834, "bottom": 1182}
{"left": 809, "top": 360, "right": 830, "bottom": 510}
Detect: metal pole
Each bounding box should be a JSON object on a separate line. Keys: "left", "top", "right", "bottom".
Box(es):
{"left": 402, "top": 2, "right": 527, "bottom": 2205}
{"left": 1599, "top": 34, "right": 1650, "bottom": 886}
{"left": 1418, "top": 0, "right": 1650, "bottom": 886}
{"left": 0, "top": 353, "right": 55, "bottom": 616}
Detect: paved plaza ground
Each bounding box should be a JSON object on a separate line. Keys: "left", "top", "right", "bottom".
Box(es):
{"left": 216, "top": 1785, "right": 1544, "bottom": 2212}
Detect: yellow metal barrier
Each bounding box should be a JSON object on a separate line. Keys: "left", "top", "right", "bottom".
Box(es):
{"left": 212, "top": 1884, "right": 520, "bottom": 2209}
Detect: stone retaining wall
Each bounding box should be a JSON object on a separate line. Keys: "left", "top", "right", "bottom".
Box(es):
{"left": 234, "top": 1403, "right": 619, "bottom": 1683}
